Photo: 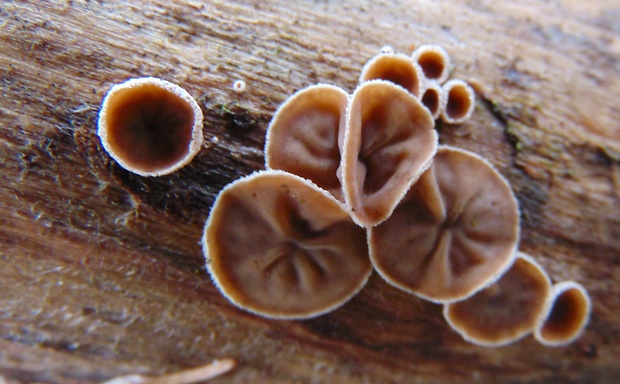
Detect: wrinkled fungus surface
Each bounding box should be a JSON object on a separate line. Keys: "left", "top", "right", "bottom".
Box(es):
{"left": 203, "top": 171, "right": 372, "bottom": 319}
{"left": 342, "top": 80, "right": 437, "bottom": 227}
{"left": 98, "top": 77, "right": 203, "bottom": 176}
{"left": 443, "top": 253, "right": 551, "bottom": 346}
{"left": 535, "top": 281, "right": 591, "bottom": 346}
{"left": 265, "top": 84, "right": 349, "bottom": 202}
{"left": 369, "top": 146, "right": 520, "bottom": 302}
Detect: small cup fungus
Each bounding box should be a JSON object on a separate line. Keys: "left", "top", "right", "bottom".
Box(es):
{"left": 441, "top": 79, "right": 476, "bottom": 124}
{"left": 534, "top": 281, "right": 591, "bottom": 347}
{"left": 369, "top": 146, "right": 520, "bottom": 302}
{"left": 98, "top": 77, "right": 204, "bottom": 176}
{"left": 411, "top": 44, "right": 451, "bottom": 84}
{"left": 203, "top": 170, "right": 372, "bottom": 319}
{"left": 341, "top": 80, "right": 437, "bottom": 227}
{"left": 359, "top": 53, "right": 426, "bottom": 97}
{"left": 265, "top": 84, "right": 349, "bottom": 202}
{"left": 420, "top": 81, "right": 446, "bottom": 120}
{"left": 443, "top": 253, "right": 551, "bottom": 347}
{"left": 232, "top": 80, "right": 247, "bottom": 93}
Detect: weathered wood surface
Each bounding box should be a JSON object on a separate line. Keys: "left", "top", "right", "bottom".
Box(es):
{"left": 1, "top": 0, "right": 619, "bottom": 383}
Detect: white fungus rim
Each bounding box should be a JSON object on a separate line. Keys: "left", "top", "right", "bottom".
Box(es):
{"left": 440, "top": 79, "right": 476, "bottom": 125}
{"left": 202, "top": 169, "right": 372, "bottom": 320}
{"left": 411, "top": 44, "right": 451, "bottom": 84}
{"left": 442, "top": 252, "right": 551, "bottom": 347}
{"left": 368, "top": 145, "right": 520, "bottom": 303}
{"left": 533, "top": 280, "right": 592, "bottom": 347}
{"left": 97, "top": 77, "right": 204, "bottom": 177}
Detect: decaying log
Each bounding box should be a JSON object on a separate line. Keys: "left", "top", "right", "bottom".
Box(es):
{"left": 1, "top": 1, "right": 619, "bottom": 383}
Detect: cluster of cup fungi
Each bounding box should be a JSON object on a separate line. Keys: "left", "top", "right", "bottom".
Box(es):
{"left": 97, "top": 44, "right": 591, "bottom": 350}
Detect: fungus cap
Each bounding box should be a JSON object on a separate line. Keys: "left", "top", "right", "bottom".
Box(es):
{"left": 441, "top": 79, "right": 476, "bottom": 124}
{"left": 97, "top": 77, "right": 204, "bottom": 176}
{"left": 265, "top": 84, "right": 349, "bottom": 202}
{"left": 420, "top": 80, "right": 446, "bottom": 120}
{"left": 534, "top": 281, "right": 591, "bottom": 347}
{"left": 369, "top": 146, "right": 520, "bottom": 302}
{"left": 203, "top": 170, "right": 372, "bottom": 319}
{"left": 359, "top": 53, "right": 426, "bottom": 97}
{"left": 443, "top": 253, "right": 551, "bottom": 347}
{"left": 411, "top": 44, "right": 451, "bottom": 84}
{"left": 342, "top": 80, "right": 437, "bottom": 227}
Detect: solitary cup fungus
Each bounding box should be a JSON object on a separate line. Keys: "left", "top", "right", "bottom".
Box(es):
{"left": 534, "top": 281, "right": 591, "bottom": 347}
{"left": 443, "top": 253, "right": 551, "bottom": 346}
{"left": 342, "top": 80, "right": 437, "bottom": 227}
{"left": 441, "top": 79, "right": 476, "bottom": 124}
{"left": 265, "top": 84, "right": 349, "bottom": 202}
{"left": 369, "top": 146, "right": 520, "bottom": 302}
{"left": 203, "top": 170, "right": 372, "bottom": 319}
{"left": 98, "top": 77, "right": 203, "bottom": 176}
{"left": 232, "top": 79, "right": 246, "bottom": 93}
{"left": 359, "top": 53, "right": 426, "bottom": 97}
{"left": 420, "top": 81, "right": 446, "bottom": 120}
{"left": 411, "top": 44, "right": 451, "bottom": 84}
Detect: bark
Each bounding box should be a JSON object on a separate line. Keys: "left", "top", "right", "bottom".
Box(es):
{"left": 1, "top": 0, "right": 619, "bottom": 383}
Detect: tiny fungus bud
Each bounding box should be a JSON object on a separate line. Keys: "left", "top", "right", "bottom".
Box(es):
{"left": 443, "top": 253, "right": 551, "bottom": 347}
{"left": 379, "top": 45, "right": 395, "bottom": 55}
{"left": 359, "top": 53, "right": 426, "bottom": 97}
{"left": 420, "top": 80, "right": 446, "bottom": 120}
{"left": 534, "top": 281, "right": 592, "bottom": 347}
{"left": 342, "top": 80, "right": 437, "bottom": 227}
{"left": 369, "top": 146, "right": 520, "bottom": 303}
{"left": 232, "top": 80, "right": 246, "bottom": 93}
{"left": 203, "top": 170, "right": 372, "bottom": 319}
{"left": 441, "top": 79, "right": 476, "bottom": 124}
{"left": 97, "top": 77, "right": 203, "bottom": 176}
{"left": 265, "top": 84, "right": 349, "bottom": 202}
{"left": 411, "top": 44, "right": 451, "bottom": 84}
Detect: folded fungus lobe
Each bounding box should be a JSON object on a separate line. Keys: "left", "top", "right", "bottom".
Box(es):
{"left": 265, "top": 84, "right": 349, "bottom": 202}
{"left": 369, "top": 146, "right": 520, "bottom": 303}
{"left": 203, "top": 171, "right": 372, "bottom": 319}
{"left": 342, "top": 80, "right": 437, "bottom": 227}
{"left": 98, "top": 77, "right": 204, "bottom": 176}
{"left": 443, "top": 253, "right": 551, "bottom": 346}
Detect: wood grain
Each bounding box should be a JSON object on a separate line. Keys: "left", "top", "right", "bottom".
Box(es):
{"left": 1, "top": 0, "right": 619, "bottom": 383}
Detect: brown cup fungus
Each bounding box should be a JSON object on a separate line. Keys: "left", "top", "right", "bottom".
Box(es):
{"left": 265, "top": 84, "right": 349, "bottom": 202}
{"left": 359, "top": 53, "right": 425, "bottom": 97}
{"left": 443, "top": 253, "right": 551, "bottom": 346}
{"left": 369, "top": 146, "right": 520, "bottom": 303}
{"left": 203, "top": 171, "right": 372, "bottom": 319}
{"left": 420, "top": 81, "right": 446, "bottom": 120}
{"left": 534, "top": 281, "right": 591, "bottom": 346}
{"left": 342, "top": 80, "right": 437, "bottom": 227}
{"left": 441, "top": 79, "right": 476, "bottom": 124}
{"left": 411, "top": 44, "right": 451, "bottom": 84}
{"left": 98, "top": 77, "right": 203, "bottom": 176}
